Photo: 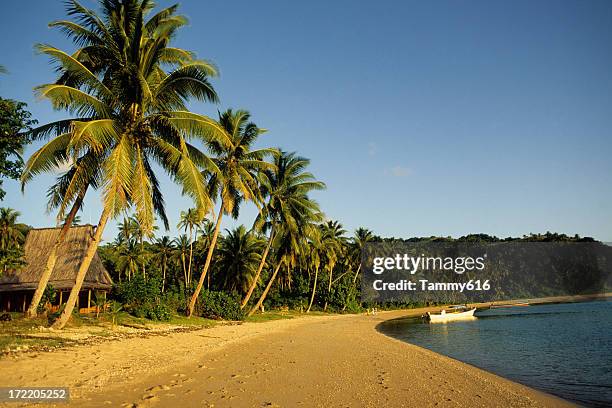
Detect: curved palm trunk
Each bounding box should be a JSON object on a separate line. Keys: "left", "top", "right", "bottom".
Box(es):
{"left": 187, "top": 226, "right": 193, "bottom": 285}
{"left": 248, "top": 262, "right": 282, "bottom": 317}
{"left": 240, "top": 228, "right": 274, "bottom": 308}
{"left": 51, "top": 207, "right": 111, "bottom": 329}
{"left": 352, "top": 263, "right": 361, "bottom": 283}
{"left": 323, "top": 266, "right": 333, "bottom": 311}
{"left": 26, "top": 193, "right": 84, "bottom": 318}
{"left": 187, "top": 206, "right": 224, "bottom": 317}
{"left": 181, "top": 253, "right": 187, "bottom": 291}
{"left": 306, "top": 265, "right": 319, "bottom": 313}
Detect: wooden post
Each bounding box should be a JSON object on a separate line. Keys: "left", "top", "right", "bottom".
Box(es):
{"left": 23, "top": 294, "right": 26, "bottom": 312}
{"left": 59, "top": 291, "right": 63, "bottom": 305}
{"left": 87, "top": 289, "right": 91, "bottom": 310}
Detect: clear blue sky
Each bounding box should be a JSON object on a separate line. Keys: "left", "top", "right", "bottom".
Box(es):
{"left": 1, "top": 0, "right": 611, "bottom": 242}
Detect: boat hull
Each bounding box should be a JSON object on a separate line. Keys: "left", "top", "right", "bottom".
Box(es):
{"left": 426, "top": 308, "right": 476, "bottom": 322}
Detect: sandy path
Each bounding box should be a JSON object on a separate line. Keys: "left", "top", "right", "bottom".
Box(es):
{"left": 0, "top": 311, "right": 574, "bottom": 408}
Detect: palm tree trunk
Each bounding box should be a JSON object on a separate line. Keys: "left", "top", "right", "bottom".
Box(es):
{"left": 187, "top": 226, "right": 193, "bottom": 286}
{"left": 248, "top": 262, "right": 282, "bottom": 317}
{"left": 181, "top": 254, "right": 187, "bottom": 291}
{"left": 51, "top": 207, "right": 111, "bottom": 330}
{"left": 26, "top": 193, "right": 84, "bottom": 318}
{"left": 323, "top": 267, "right": 333, "bottom": 311}
{"left": 240, "top": 228, "right": 274, "bottom": 308}
{"left": 161, "top": 255, "right": 167, "bottom": 293}
{"left": 307, "top": 265, "right": 319, "bottom": 313}
{"left": 187, "top": 205, "right": 224, "bottom": 317}
{"left": 352, "top": 263, "right": 361, "bottom": 283}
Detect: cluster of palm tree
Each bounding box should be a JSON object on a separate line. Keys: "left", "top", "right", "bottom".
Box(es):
{"left": 97, "top": 203, "right": 376, "bottom": 318}
{"left": 17, "top": 0, "right": 358, "bottom": 328}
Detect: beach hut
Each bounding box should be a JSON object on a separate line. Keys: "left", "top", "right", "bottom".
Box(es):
{"left": 0, "top": 225, "right": 113, "bottom": 313}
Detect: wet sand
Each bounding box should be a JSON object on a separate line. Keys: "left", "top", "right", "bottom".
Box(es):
{"left": 0, "top": 310, "right": 574, "bottom": 407}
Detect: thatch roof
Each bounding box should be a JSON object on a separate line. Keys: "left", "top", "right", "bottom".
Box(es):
{"left": 0, "top": 225, "right": 113, "bottom": 292}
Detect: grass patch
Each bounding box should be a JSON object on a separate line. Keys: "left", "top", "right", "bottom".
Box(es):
{"left": 0, "top": 311, "right": 217, "bottom": 355}
{"left": 0, "top": 314, "right": 76, "bottom": 353}
{"left": 164, "top": 315, "right": 217, "bottom": 328}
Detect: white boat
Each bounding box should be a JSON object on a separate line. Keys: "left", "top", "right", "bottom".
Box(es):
{"left": 425, "top": 306, "right": 476, "bottom": 322}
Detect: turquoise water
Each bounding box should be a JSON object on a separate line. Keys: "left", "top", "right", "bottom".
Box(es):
{"left": 378, "top": 300, "right": 612, "bottom": 407}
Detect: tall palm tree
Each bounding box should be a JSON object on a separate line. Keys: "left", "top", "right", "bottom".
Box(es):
{"left": 22, "top": 0, "right": 228, "bottom": 329}
{"left": 217, "top": 226, "right": 264, "bottom": 294}
{"left": 116, "top": 240, "right": 144, "bottom": 281}
{"left": 117, "top": 216, "right": 139, "bottom": 245}
{"left": 242, "top": 150, "right": 325, "bottom": 308}
{"left": 154, "top": 236, "right": 175, "bottom": 292}
{"left": 321, "top": 220, "right": 346, "bottom": 311}
{"left": 177, "top": 208, "right": 200, "bottom": 285}
{"left": 351, "top": 227, "right": 374, "bottom": 283}
{"left": 173, "top": 234, "right": 190, "bottom": 292}
{"left": 305, "top": 228, "right": 323, "bottom": 312}
{"left": 194, "top": 219, "right": 214, "bottom": 289}
{"left": 248, "top": 212, "right": 321, "bottom": 317}
{"left": 186, "top": 109, "right": 274, "bottom": 317}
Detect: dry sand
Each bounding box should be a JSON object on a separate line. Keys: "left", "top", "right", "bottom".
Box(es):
{"left": 0, "top": 310, "right": 575, "bottom": 408}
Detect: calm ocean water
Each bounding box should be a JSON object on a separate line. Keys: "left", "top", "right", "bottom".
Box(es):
{"left": 378, "top": 300, "right": 612, "bottom": 407}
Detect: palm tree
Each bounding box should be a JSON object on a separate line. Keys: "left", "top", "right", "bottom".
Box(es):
{"left": 305, "top": 228, "right": 323, "bottom": 312}
{"left": 248, "top": 213, "right": 320, "bottom": 317}
{"left": 117, "top": 216, "right": 139, "bottom": 245}
{"left": 248, "top": 153, "right": 324, "bottom": 316}
{"left": 177, "top": 208, "right": 200, "bottom": 285}
{"left": 242, "top": 150, "right": 325, "bottom": 308}
{"left": 22, "top": 0, "right": 228, "bottom": 329}
{"left": 173, "top": 234, "right": 190, "bottom": 292}
{"left": 116, "top": 240, "right": 144, "bottom": 281}
{"left": 194, "top": 219, "right": 215, "bottom": 289}
{"left": 217, "top": 226, "right": 264, "bottom": 294}
{"left": 154, "top": 236, "right": 175, "bottom": 292}
{"left": 0, "top": 208, "right": 28, "bottom": 275}
{"left": 321, "top": 220, "right": 346, "bottom": 311}
{"left": 351, "top": 227, "right": 374, "bottom": 283}
{"left": 0, "top": 208, "right": 26, "bottom": 250}
{"left": 187, "top": 109, "right": 274, "bottom": 317}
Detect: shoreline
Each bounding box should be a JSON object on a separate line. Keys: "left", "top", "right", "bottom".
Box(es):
{"left": 0, "top": 308, "right": 575, "bottom": 407}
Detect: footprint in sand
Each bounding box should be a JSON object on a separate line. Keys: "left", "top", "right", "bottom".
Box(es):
{"left": 142, "top": 394, "right": 159, "bottom": 402}
{"left": 146, "top": 385, "right": 171, "bottom": 393}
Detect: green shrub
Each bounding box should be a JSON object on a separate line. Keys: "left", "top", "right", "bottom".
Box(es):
{"left": 132, "top": 303, "right": 171, "bottom": 321}
{"left": 162, "top": 290, "right": 187, "bottom": 314}
{"left": 196, "top": 290, "right": 244, "bottom": 321}
{"left": 113, "top": 275, "right": 162, "bottom": 306}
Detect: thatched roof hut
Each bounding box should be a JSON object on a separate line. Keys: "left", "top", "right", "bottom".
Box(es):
{"left": 0, "top": 225, "right": 113, "bottom": 292}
